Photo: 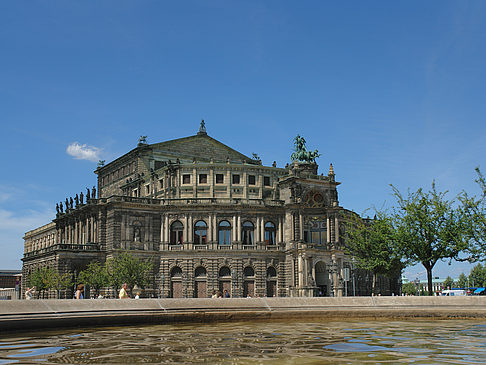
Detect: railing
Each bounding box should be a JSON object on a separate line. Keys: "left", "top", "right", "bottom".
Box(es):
{"left": 24, "top": 243, "right": 101, "bottom": 258}
{"left": 193, "top": 245, "right": 208, "bottom": 250}
{"left": 160, "top": 197, "right": 285, "bottom": 207}
{"left": 218, "top": 245, "right": 232, "bottom": 250}
{"left": 106, "top": 196, "right": 160, "bottom": 205}
{"left": 0, "top": 288, "right": 18, "bottom": 300}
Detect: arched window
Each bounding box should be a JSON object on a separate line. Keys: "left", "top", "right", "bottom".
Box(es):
{"left": 266, "top": 266, "right": 277, "bottom": 278}
{"left": 170, "top": 220, "right": 184, "bottom": 245}
{"left": 194, "top": 220, "right": 207, "bottom": 244}
{"left": 218, "top": 220, "right": 231, "bottom": 245}
{"left": 195, "top": 266, "right": 207, "bottom": 277}
{"left": 264, "top": 222, "right": 276, "bottom": 245}
{"left": 170, "top": 266, "right": 182, "bottom": 278}
{"left": 219, "top": 266, "right": 231, "bottom": 277}
{"left": 241, "top": 221, "right": 254, "bottom": 245}
{"left": 244, "top": 266, "right": 255, "bottom": 277}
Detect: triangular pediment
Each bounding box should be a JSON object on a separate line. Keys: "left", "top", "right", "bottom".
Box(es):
{"left": 150, "top": 133, "right": 257, "bottom": 164}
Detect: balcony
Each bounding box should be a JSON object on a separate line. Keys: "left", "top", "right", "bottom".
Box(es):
{"left": 23, "top": 243, "right": 101, "bottom": 258}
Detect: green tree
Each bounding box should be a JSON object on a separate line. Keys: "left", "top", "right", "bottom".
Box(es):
{"left": 469, "top": 263, "right": 486, "bottom": 288}
{"left": 28, "top": 267, "right": 55, "bottom": 299}
{"left": 49, "top": 271, "right": 73, "bottom": 299}
{"left": 443, "top": 276, "right": 455, "bottom": 290}
{"left": 107, "top": 252, "right": 154, "bottom": 296}
{"left": 78, "top": 261, "right": 109, "bottom": 298}
{"left": 392, "top": 183, "right": 468, "bottom": 296}
{"left": 456, "top": 273, "right": 467, "bottom": 289}
{"left": 401, "top": 282, "right": 417, "bottom": 295}
{"left": 460, "top": 168, "right": 486, "bottom": 261}
{"left": 392, "top": 183, "right": 467, "bottom": 295}
{"left": 345, "top": 211, "right": 404, "bottom": 295}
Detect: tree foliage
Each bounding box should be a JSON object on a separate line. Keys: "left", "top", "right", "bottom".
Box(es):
{"left": 345, "top": 211, "right": 404, "bottom": 295}
{"left": 460, "top": 168, "right": 486, "bottom": 261}
{"left": 443, "top": 276, "right": 455, "bottom": 290}
{"left": 28, "top": 267, "right": 55, "bottom": 299}
{"left": 391, "top": 183, "right": 468, "bottom": 296}
{"left": 468, "top": 263, "right": 486, "bottom": 288}
{"left": 78, "top": 261, "right": 109, "bottom": 298}
{"left": 50, "top": 271, "right": 73, "bottom": 299}
{"left": 401, "top": 282, "right": 417, "bottom": 296}
{"left": 456, "top": 273, "right": 467, "bottom": 289}
{"left": 107, "top": 251, "right": 154, "bottom": 295}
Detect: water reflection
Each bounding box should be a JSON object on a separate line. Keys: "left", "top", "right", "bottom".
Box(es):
{"left": 1, "top": 319, "right": 486, "bottom": 364}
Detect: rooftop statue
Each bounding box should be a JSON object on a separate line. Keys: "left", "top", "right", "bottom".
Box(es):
{"left": 199, "top": 119, "right": 206, "bottom": 133}
{"left": 290, "top": 135, "right": 320, "bottom": 163}
{"left": 138, "top": 135, "right": 148, "bottom": 144}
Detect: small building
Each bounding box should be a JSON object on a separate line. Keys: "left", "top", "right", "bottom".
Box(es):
{"left": 0, "top": 270, "right": 22, "bottom": 300}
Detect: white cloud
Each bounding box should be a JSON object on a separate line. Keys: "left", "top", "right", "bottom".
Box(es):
{"left": 66, "top": 142, "right": 101, "bottom": 162}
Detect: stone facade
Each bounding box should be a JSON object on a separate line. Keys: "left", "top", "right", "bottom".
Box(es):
{"left": 22, "top": 125, "right": 399, "bottom": 298}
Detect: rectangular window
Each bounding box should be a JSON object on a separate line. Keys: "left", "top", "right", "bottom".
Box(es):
{"left": 199, "top": 174, "right": 207, "bottom": 184}
{"left": 183, "top": 174, "right": 191, "bottom": 184}
{"left": 248, "top": 175, "right": 256, "bottom": 185}
{"left": 264, "top": 176, "right": 270, "bottom": 186}
{"left": 232, "top": 174, "right": 240, "bottom": 184}
{"left": 216, "top": 174, "right": 224, "bottom": 184}
{"left": 145, "top": 185, "right": 150, "bottom": 194}
{"left": 159, "top": 180, "right": 164, "bottom": 189}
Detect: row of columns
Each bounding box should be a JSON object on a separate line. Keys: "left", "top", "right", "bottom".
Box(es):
{"left": 58, "top": 215, "right": 98, "bottom": 244}
{"left": 294, "top": 212, "right": 339, "bottom": 243}
{"left": 161, "top": 213, "right": 284, "bottom": 244}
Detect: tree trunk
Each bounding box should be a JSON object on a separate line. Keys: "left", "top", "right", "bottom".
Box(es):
{"left": 426, "top": 266, "right": 433, "bottom": 296}
{"left": 372, "top": 272, "right": 377, "bottom": 296}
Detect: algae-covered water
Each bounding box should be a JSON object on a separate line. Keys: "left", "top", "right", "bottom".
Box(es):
{"left": 1, "top": 319, "right": 486, "bottom": 364}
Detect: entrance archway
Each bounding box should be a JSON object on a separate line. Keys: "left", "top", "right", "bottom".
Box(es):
{"left": 315, "top": 261, "right": 329, "bottom": 296}
{"left": 266, "top": 266, "right": 277, "bottom": 297}
{"left": 243, "top": 266, "right": 255, "bottom": 297}
{"left": 170, "top": 266, "right": 183, "bottom": 298}
{"left": 194, "top": 266, "right": 207, "bottom": 298}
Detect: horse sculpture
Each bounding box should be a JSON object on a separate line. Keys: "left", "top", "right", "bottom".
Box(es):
{"left": 290, "top": 135, "right": 320, "bottom": 163}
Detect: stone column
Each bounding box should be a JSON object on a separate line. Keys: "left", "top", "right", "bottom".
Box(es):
{"left": 188, "top": 214, "right": 193, "bottom": 242}
{"left": 232, "top": 215, "right": 237, "bottom": 242}
{"left": 90, "top": 216, "right": 94, "bottom": 243}
{"left": 207, "top": 214, "right": 212, "bottom": 242}
{"left": 291, "top": 213, "right": 295, "bottom": 241}
{"left": 183, "top": 216, "right": 188, "bottom": 244}
{"left": 298, "top": 254, "right": 304, "bottom": 288}
{"left": 237, "top": 215, "right": 241, "bottom": 243}
{"left": 327, "top": 216, "right": 330, "bottom": 244}
{"left": 160, "top": 215, "right": 164, "bottom": 243}
{"left": 299, "top": 213, "right": 304, "bottom": 241}
{"left": 164, "top": 215, "right": 169, "bottom": 243}
{"left": 335, "top": 216, "right": 339, "bottom": 244}
{"left": 278, "top": 218, "right": 283, "bottom": 243}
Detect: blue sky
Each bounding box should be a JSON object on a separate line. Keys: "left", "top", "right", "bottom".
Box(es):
{"left": 1, "top": 1, "right": 485, "bottom": 280}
